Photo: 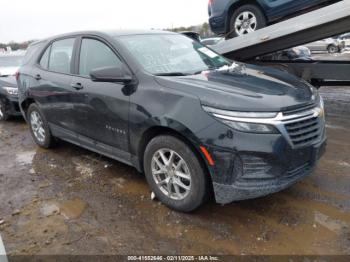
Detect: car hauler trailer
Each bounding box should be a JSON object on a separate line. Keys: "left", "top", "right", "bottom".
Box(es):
{"left": 211, "top": 0, "right": 350, "bottom": 87}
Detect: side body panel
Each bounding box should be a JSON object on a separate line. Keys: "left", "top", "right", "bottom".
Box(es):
{"left": 70, "top": 76, "right": 130, "bottom": 152}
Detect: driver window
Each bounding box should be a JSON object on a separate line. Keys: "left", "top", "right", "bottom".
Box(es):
{"left": 79, "top": 38, "right": 122, "bottom": 77}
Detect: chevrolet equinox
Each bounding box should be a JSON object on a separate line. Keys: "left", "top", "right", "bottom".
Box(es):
{"left": 17, "top": 31, "right": 326, "bottom": 212}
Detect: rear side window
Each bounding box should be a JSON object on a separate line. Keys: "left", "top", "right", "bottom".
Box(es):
{"left": 48, "top": 38, "right": 75, "bottom": 74}
{"left": 39, "top": 46, "right": 51, "bottom": 69}
{"left": 79, "top": 38, "right": 122, "bottom": 77}
{"left": 22, "top": 43, "right": 43, "bottom": 65}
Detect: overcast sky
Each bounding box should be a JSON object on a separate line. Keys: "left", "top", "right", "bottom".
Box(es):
{"left": 0, "top": 0, "right": 208, "bottom": 42}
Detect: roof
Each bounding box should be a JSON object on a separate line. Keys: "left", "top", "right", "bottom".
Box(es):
{"left": 104, "top": 29, "right": 177, "bottom": 37}
{"left": 29, "top": 29, "right": 177, "bottom": 46}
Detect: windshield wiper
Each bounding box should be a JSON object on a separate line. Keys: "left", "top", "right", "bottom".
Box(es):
{"left": 155, "top": 72, "right": 189, "bottom": 76}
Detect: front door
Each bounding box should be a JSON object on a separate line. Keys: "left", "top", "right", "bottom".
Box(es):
{"left": 71, "top": 37, "right": 130, "bottom": 153}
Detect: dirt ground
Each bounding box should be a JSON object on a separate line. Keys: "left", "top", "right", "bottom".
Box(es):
{"left": 0, "top": 86, "right": 349, "bottom": 256}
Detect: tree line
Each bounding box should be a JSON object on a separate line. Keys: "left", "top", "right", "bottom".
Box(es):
{"left": 0, "top": 41, "right": 35, "bottom": 51}
{"left": 166, "top": 22, "right": 214, "bottom": 38}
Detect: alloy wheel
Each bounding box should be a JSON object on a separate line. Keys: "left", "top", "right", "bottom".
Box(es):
{"left": 151, "top": 148, "right": 192, "bottom": 200}
{"left": 30, "top": 111, "right": 46, "bottom": 143}
{"left": 234, "top": 11, "right": 257, "bottom": 36}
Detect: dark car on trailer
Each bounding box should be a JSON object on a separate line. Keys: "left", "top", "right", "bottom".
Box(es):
{"left": 208, "top": 0, "right": 339, "bottom": 38}
{"left": 17, "top": 30, "right": 326, "bottom": 212}
{"left": 0, "top": 54, "right": 24, "bottom": 121}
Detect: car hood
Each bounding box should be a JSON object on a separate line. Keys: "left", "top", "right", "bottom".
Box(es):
{"left": 0, "top": 66, "right": 19, "bottom": 77}
{"left": 0, "top": 75, "right": 17, "bottom": 88}
{"left": 154, "top": 64, "right": 316, "bottom": 112}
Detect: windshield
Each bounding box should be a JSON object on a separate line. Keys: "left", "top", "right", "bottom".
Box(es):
{"left": 0, "top": 56, "right": 23, "bottom": 67}
{"left": 118, "top": 34, "right": 231, "bottom": 75}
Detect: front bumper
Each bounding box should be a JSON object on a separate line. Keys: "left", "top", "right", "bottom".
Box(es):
{"left": 197, "top": 104, "right": 327, "bottom": 205}
{"left": 213, "top": 137, "right": 326, "bottom": 204}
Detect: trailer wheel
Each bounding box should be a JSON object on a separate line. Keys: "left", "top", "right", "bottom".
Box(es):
{"left": 227, "top": 4, "right": 266, "bottom": 39}
{"left": 327, "top": 44, "right": 338, "bottom": 54}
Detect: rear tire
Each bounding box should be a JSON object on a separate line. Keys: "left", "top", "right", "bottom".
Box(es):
{"left": 227, "top": 4, "right": 266, "bottom": 39}
{"left": 144, "top": 135, "right": 209, "bottom": 212}
{"left": 27, "top": 103, "right": 54, "bottom": 148}
{"left": 0, "top": 98, "right": 10, "bottom": 121}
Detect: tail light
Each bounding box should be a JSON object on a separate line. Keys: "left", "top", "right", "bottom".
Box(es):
{"left": 15, "top": 71, "right": 20, "bottom": 81}
{"left": 209, "top": 0, "right": 214, "bottom": 5}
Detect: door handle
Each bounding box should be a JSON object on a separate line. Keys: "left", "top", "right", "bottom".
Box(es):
{"left": 34, "top": 74, "right": 41, "bottom": 81}
{"left": 71, "top": 82, "right": 84, "bottom": 90}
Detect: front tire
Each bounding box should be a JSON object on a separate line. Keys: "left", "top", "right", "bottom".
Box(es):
{"left": 27, "top": 103, "right": 54, "bottom": 148}
{"left": 144, "top": 135, "right": 209, "bottom": 212}
{"left": 227, "top": 4, "right": 266, "bottom": 39}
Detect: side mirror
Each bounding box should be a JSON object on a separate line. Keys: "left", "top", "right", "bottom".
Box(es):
{"left": 90, "top": 65, "right": 132, "bottom": 83}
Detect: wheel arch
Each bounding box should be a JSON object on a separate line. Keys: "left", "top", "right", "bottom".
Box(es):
{"left": 226, "top": 0, "right": 266, "bottom": 34}
{"left": 137, "top": 125, "right": 213, "bottom": 188}
{"left": 20, "top": 97, "right": 36, "bottom": 121}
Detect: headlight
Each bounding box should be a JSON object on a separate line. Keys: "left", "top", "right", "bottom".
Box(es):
{"left": 221, "top": 120, "right": 278, "bottom": 133}
{"left": 203, "top": 106, "right": 279, "bottom": 134}
{"left": 4, "top": 87, "right": 18, "bottom": 96}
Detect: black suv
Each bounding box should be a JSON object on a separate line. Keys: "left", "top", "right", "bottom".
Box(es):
{"left": 17, "top": 31, "right": 326, "bottom": 212}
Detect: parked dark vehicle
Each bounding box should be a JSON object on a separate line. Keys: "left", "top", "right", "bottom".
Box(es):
{"left": 0, "top": 55, "right": 24, "bottom": 121}
{"left": 208, "top": 0, "right": 338, "bottom": 38}
{"left": 18, "top": 31, "right": 326, "bottom": 212}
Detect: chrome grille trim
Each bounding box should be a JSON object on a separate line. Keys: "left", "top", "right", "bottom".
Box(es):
{"left": 283, "top": 104, "right": 316, "bottom": 116}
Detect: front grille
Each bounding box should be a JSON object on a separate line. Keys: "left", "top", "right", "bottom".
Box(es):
{"left": 283, "top": 111, "right": 323, "bottom": 148}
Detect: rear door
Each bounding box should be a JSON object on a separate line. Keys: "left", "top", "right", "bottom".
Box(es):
{"left": 70, "top": 37, "right": 130, "bottom": 154}
{"left": 31, "top": 38, "right": 78, "bottom": 135}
